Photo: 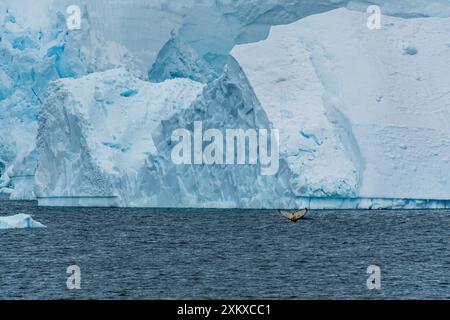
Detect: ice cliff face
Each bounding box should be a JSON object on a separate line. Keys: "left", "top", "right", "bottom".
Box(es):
{"left": 35, "top": 8, "right": 450, "bottom": 209}
{"left": 0, "top": 4, "right": 133, "bottom": 199}
{"left": 52, "top": 0, "right": 450, "bottom": 76}
{"left": 50, "top": 0, "right": 349, "bottom": 74}
{"left": 231, "top": 8, "right": 450, "bottom": 201}
{"left": 35, "top": 68, "right": 204, "bottom": 206}
{"left": 139, "top": 57, "right": 293, "bottom": 208}
{"left": 149, "top": 32, "right": 217, "bottom": 84}
{"left": 37, "top": 59, "right": 295, "bottom": 208}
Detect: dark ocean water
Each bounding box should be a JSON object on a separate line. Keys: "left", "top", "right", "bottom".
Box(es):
{"left": 0, "top": 201, "right": 449, "bottom": 300}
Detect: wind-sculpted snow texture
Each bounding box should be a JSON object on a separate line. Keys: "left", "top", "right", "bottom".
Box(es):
{"left": 1, "top": 0, "right": 450, "bottom": 208}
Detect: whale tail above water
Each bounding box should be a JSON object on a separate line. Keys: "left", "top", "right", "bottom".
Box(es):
{"left": 279, "top": 209, "right": 308, "bottom": 222}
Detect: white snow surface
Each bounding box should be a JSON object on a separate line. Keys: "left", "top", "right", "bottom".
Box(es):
{"left": 231, "top": 8, "right": 450, "bottom": 201}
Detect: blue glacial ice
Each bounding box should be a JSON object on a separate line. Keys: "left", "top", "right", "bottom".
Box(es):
{"left": 0, "top": 213, "right": 46, "bottom": 229}
{"left": 0, "top": 2, "right": 134, "bottom": 200}
{"left": 1, "top": 1, "right": 450, "bottom": 209}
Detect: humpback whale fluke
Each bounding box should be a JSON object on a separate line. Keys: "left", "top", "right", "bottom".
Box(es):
{"left": 279, "top": 209, "right": 308, "bottom": 222}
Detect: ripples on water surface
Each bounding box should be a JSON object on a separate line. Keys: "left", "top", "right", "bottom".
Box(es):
{"left": 0, "top": 201, "right": 449, "bottom": 299}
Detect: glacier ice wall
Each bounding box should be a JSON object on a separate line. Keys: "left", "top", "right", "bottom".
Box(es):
{"left": 17, "top": 0, "right": 449, "bottom": 78}
{"left": 149, "top": 32, "right": 217, "bottom": 84}
{"left": 232, "top": 8, "right": 450, "bottom": 201}
{"left": 1, "top": 1, "right": 450, "bottom": 208}
{"left": 0, "top": 3, "right": 134, "bottom": 199}
{"left": 36, "top": 58, "right": 305, "bottom": 208}
{"left": 35, "top": 8, "right": 450, "bottom": 209}
{"left": 35, "top": 68, "right": 204, "bottom": 206}
{"left": 138, "top": 57, "right": 297, "bottom": 208}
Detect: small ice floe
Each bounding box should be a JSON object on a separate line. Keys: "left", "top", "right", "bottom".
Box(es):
{"left": 0, "top": 214, "right": 46, "bottom": 229}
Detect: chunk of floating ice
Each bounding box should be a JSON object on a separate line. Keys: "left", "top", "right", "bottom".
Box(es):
{"left": 0, "top": 214, "right": 46, "bottom": 229}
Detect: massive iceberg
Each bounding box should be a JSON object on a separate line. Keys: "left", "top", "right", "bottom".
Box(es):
{"left": 1, "top": 1, "right": 450, "bottom": 208}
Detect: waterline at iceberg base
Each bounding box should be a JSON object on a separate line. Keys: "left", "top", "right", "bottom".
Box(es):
{"left": 35, "top": 196, "right": 450, "bottom": 210}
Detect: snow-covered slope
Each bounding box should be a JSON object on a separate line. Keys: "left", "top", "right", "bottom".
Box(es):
{"left": 231, "top": 8, "right": 450, "bottom": 202}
